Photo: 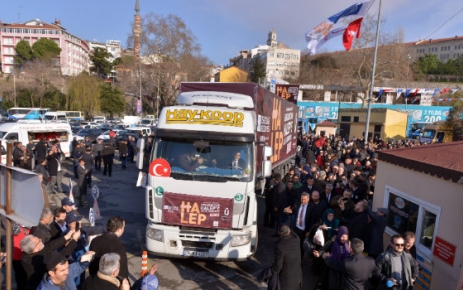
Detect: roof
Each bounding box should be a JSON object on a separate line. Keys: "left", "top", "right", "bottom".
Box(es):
{"left": 317, "top": 120, "right": 337, "bottom": 128}
{"left": 377, "top": 141, "right": 463, "bottom": 183}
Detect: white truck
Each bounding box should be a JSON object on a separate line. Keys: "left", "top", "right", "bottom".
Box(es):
{"left": 136, "top": 82, "right": 298, "bottom": 260}
{"left": 0, "top": 120, "right": 74, "bottom": 163}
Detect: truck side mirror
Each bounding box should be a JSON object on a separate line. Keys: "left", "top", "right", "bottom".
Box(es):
{"left": 136, "top": 138, "right": 145, "bottom": 170}
{"left": 263, "top": 146, "right": 273, "bottom": 158}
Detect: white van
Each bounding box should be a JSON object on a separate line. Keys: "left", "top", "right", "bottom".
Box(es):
{"left": 0, "top": 120, "right": 74, "bottom": 163}
{"left": 43, "top": 112, "right": 67, "bottom": 122}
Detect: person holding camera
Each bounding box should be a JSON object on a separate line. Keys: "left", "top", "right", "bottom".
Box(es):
{"left": 47, "top": 140, "right": 65, "bottom": 194}
{"left": 374, "top": 235, "right": 419, "bottom": 290}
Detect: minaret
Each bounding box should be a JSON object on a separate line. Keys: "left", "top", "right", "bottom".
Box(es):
{"left": 133, "top": 0, "right": 141, "bottom": 57}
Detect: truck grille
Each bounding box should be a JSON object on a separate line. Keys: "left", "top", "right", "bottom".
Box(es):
{"left": 181, "top": 240, "right": 214, "bottom": 249}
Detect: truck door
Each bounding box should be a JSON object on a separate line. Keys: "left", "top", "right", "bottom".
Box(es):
{"left": 436, "top": 132, "right": 445, "bottom": 143}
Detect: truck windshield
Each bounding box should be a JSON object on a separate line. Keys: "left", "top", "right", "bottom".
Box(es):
{"left": 152, "top": 137, "right": 253, "bottom": 182}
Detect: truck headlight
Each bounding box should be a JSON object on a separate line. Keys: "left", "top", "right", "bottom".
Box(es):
{"left": 230, "top": 232, "right": 251, "bottom": 247}
{"left": 146, "top": 226, "right": 164, "bottom": 242}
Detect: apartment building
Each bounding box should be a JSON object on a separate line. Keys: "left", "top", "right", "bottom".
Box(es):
{"left": 0, "top": 18, "right": 90, "bottom": 76}
{"left": 408, "top": 35, "right": 463, "bottom": 62}
{"left": 230, "top": 29, "right": 301, "bottom": 82}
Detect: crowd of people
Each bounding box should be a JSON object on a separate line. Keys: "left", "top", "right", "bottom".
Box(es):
{"left": 258, "top": 133, "right": 420, "bottom": 290}
{"left": 10, "top": 206, "right": 159, "bottom": 290}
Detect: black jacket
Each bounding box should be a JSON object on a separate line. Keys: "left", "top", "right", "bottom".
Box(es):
{"left": 46, "top": 152, "right": 61, "bottom": 176}
{"left": 326, "top": 253, "right": 376, "bottom": 290}
{"left": 257, "top": 232, "right": 302, "bottom": 290}
{"left": 89, "top": 233, "right": 128, "bottom": 279}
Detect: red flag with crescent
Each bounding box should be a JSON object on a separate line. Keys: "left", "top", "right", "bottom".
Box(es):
{"left": 343, "top": 17, "right": 363, "bottom": 51}
{"left": 149, "top": 158, "right": 171, "bottom": 177}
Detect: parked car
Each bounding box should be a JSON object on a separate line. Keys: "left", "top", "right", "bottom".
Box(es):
{"left": 70, "top": 122, "right": 82, "bottom": 133}
{"left": 76, "top": 128, "right": 105, "bottom": 143}
{"left": 97, "top": 129, "right": 124, "bottom": 141}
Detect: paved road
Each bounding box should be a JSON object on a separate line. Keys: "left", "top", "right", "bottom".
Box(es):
{"left": 57, "top": 157, "right": 319, "bottom": 290}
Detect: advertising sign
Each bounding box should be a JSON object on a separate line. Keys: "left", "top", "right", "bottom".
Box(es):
{"left": 433, "top": 236, "right": 456, "bottom": 266}
{"left": 162, "top": 192, "right": 234, "bottom": 229}
{"left": 275, "top": 84, "right": 299, "bottom": 104}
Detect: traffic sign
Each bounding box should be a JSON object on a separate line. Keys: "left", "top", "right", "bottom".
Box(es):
{"left": 0, "top": 165, "right": 44, "bottom": 227}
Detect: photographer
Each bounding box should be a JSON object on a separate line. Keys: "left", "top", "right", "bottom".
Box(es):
{"left": 47, "top": 140, "right": 65, "bottom": 194}
{"left": 329, "top": 188, "right": 355, "bottom": 222}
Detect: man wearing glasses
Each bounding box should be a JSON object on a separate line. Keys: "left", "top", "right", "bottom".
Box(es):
{"left": 374, "top": 234, "right": 419, "bottom": 290}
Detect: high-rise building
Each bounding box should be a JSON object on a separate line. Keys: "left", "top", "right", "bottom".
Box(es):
{"left": 0, "top": 18, "right": 90, "bottom": 75}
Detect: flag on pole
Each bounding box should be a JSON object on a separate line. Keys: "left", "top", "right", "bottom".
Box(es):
{"left": 396, "top": 88, "right": 403, "bottom": 100}
{"left": 405, "top": 89, "right": 412, "bottom": 98}
{"left": 343, "top": 17, "right": 363, "bottom": 51}
{"left": 305, "top": 0, "right": 374, "bottom": 54}
{"left": 411, "top": 89, "right": 419, "bottom": 97}
{"left": 432, "top": 88, "right": 440, "bottom": 96}
{"left": 440, "top": 88, "right": 450, "bottom": 94}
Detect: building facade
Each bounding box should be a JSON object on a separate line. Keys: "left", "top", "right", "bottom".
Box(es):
{"left": 374, "top": 142, "right": 463, "bottom": 290}
{"left": 229, "top": 29, "right": 301, "bottom": 82}
{"left": 408, "top": 35, "right": 463, "bottom": 63}
{"left": 0, "top": 18, "right": 90, "bottom": 76}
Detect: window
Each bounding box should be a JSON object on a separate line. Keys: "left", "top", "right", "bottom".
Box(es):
{"left": 341, "top": 116, "right": 351, "bottom": 122}
{"left": 277, "top": 53, "right": 284, "bottom": 58}
{"left": 374, "top": 125, "right": 382, "bottom": 133}
{"left": 3, "top": 38, "right": 13, "bottom": 45}
{"left": 384, "top": 186, "right": 441, "bottom": 259}
{"left": 269, "top": 53, "right": 274, "bottom": 58}
{"left": 353, "top": 116, "right": 359, "bottom": 122}
{"left": 285, "top": 54, "right": 290, "bottom": 59}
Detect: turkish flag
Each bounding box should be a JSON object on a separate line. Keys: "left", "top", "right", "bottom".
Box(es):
{"left": 343, "top": 17, "right": 363, "bottom": 51}
{"left": 149, "top": 158, "right": 171, "bottom": 177}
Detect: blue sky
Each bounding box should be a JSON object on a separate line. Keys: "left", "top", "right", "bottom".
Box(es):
{"left": 2, "top": 0, "right": 463, "bottom": 65}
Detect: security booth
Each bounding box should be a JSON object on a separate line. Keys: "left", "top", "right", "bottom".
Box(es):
{"left": 373, "top": 142, "right": 463, "bottom": 290}
{"left": 338, "top": 108, "right": 407, "bottom": 141}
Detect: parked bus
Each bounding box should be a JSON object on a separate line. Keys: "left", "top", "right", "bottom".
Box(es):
{"left": 58, "top": 111, "right": 85, "bottom": 121}
{"left": 7, "top": 107, "right": 49, "bottom": 120}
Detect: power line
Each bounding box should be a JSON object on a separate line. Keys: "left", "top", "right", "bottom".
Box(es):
{"left": 423, "top": 6, "right": 463, "bottom": 40}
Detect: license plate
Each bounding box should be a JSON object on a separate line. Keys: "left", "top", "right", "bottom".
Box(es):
{"left": 184, "top": 250, "right": 208, "bottom": 258}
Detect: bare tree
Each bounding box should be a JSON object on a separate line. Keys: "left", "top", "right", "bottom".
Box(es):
{"left": 123, "top": 13, "right": 211, "bottom": 115}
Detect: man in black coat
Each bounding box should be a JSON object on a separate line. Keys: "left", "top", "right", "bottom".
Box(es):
{"left": 35, "top": 137, "right": 48, "bottom": 163}
{"left": 340, "top": 199, "right": 370, "bottom": 243}
{"left": 271, "top": 173, "right": 288, "bottom": 229}
{"left": 256, "top": 224, "right": 302, "bottom": 290}
{"left": 47, "top": 141, "right": 65, "bottom": 193}
{"left": 89, "top": 216, "right": 128, "bottom": 279}
{"left": 324, "top": 238, "right": 376, "bottom": 290}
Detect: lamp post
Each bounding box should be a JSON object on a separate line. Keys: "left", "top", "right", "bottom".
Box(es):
{"left": 13, "top": 73, "right": 17, "bottom": 107}
{"left": 138, "top": 58, "right": 142, "bottom": 117}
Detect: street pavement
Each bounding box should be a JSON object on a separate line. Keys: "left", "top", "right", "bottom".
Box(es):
{"left": 46, "top": 156, "right": 320, "bottom": 289}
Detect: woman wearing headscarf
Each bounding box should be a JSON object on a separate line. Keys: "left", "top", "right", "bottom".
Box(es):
{"left": 320, "top": 208, "right": 340, "bottom": 240}
{"left": 313, "top": 226, "right": 350, "bottom": 290}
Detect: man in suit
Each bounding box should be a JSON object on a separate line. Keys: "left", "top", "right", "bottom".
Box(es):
{"left": 256, "top": 224, "right": 302, "bottom": 290}
{"left": 49, "top": 208, "right": 67, "bottom": 241}
{"left": 77, "top": 158, "right": 89, "bottom": 207}
{"left": 284, "top": 192, "right": 313, "bottom": 258}
{"left": 229, "top": 151, "right": 246, "bottom": 169}
{"left": 324, "top": 238, "right": 376, "bottom": 290}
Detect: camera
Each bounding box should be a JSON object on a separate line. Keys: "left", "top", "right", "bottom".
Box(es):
{"left": 342, "top": 197, "right": 349, "bottom": 202}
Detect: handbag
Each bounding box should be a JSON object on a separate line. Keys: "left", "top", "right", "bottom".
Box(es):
{"left": 313, "top": 228, "right": 325, "bottom": 246}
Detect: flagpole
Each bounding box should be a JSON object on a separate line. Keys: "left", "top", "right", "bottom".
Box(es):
{"left": 364, "top": 0, "right": 382, "bottom": 146}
